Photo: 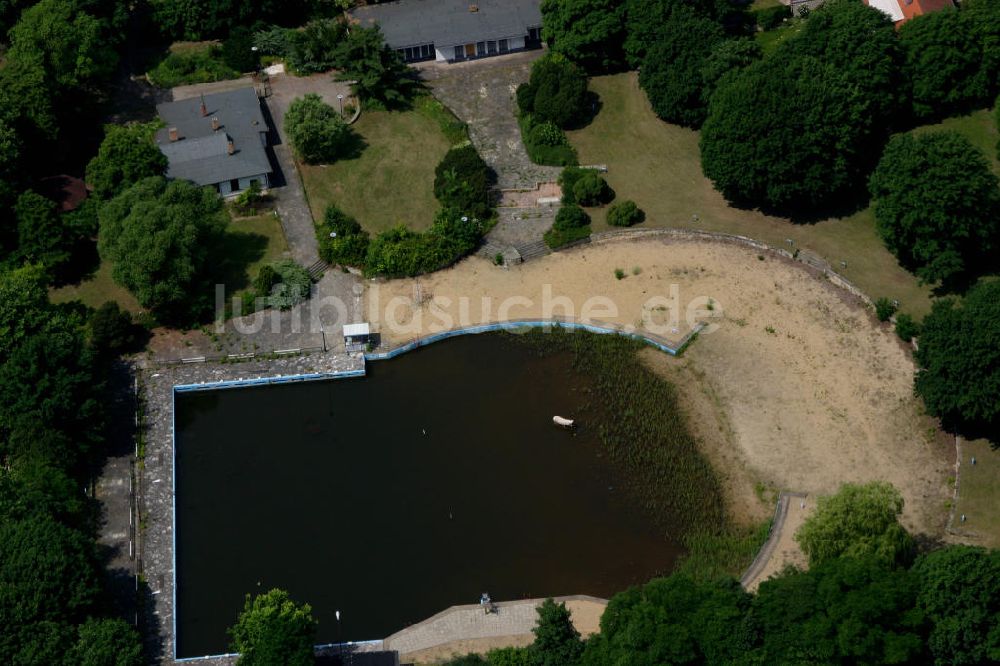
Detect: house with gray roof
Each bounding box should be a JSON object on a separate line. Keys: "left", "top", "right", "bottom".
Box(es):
{"left": 155, "top": 87, "right": 272, "bottom": 197}
{"left": 350, "top": 0, "right": 542, "bottom": 64}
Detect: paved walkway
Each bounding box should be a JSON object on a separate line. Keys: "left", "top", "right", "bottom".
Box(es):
{"left": 262, "top": 76, "right": 322, "bottom": 267}
{"left": 384, "top": 595, "right": 605, "bottom": 658}
{"left": 741, "top": 492, "right": 812, "bottom": 592}
{"left": 419, "top": 51, "right": 561, "bottom": 191}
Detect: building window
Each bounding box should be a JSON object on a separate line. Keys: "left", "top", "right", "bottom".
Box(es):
{"left": 422, "top": 44, "right": 434, "bottom": 59}
{"left": 454, "top": 45, "right": 464, "bottom": 60}
{"left": 230, "top": 179, "right": 240, "bottom": 192}
{"left": 499, "top": 39, "right": 509, "bottom": 53}
{"left": 487, "top": 41, "right": 497, "bottom": 54}
{"left": 476, "top": 41, "right": 486, "bottom": 56}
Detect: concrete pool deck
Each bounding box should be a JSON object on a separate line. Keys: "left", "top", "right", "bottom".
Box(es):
{"left": 138, "top": 352, "right": 366, "bottom": 664}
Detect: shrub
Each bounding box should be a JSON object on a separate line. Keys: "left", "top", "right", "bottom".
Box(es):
{"left": 572, "top": 171, "right": 613, "bottom": 206}
{"left": 521, "top": 116, "right": 578, "bottom": 167}
{"left": 317, "top": 205, "right": 369, "bottom": 268}
{"left": 894, "top": 313, "right": 920, "bottom": 343}
{"left": 265, "top": 260, "right": 311, "bottom": 310}
{"left": 558, "top": 167, "right": 586, "bottom": 204}
{"left": 516, "top": 54, "right": 588, "bottom": 129}
{"left": 607, "top": 200, "right": 644, "bottom": 227}
{"left": 253, "top": 25, "right": 293, "bottom": 57}
{"left": 363, "top": 209, "right": 486, "bottom": 278}
{"left": 554, "top": 204, "right": 590, "bottom": 230}
{"left": 254, "top": 264, "right": 277, "bottom": 295}
{"left": 874, "top": 297, "right": 897, "bottom": 322}
{"left": 614, "top": 268, "right": 625, "bottom": 280}
{"left": 284, "top": 94, "right": 353, "bottom": 164}
{"left": 147, "top": 46, "right": 239, "bottom": 88}
{"left": 544, "top": 204, "right": 591, "bottom": 249}
{"left": 433, "top": 144, "right": 494, "bottom": 218}
{"left": 284, "top": 19, "right": 347, "bottom": 74}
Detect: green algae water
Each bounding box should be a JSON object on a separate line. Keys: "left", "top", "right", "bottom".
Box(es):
{"left": 174, "top": 333, "right": 683, "bottom": 657}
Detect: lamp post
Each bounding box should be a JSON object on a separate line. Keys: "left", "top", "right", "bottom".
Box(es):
{"left": 337, "top": 94, "right": 344, "bottom": 118}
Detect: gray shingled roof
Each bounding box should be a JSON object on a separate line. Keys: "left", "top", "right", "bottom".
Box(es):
{"left": 350, "top": 0, "right": 541, "bottom": 50}
{"left": 155, "top": 87, "right": 272, "bottom": 186}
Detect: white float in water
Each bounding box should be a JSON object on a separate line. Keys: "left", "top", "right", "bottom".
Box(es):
{"left": 553, "top": 415, "right": 575, "bottom": 428}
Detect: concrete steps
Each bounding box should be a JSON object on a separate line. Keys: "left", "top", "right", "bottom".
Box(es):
{"left": 307, "top": 259, "right": 329, "bottom": 281}
{"left": 515, "top": 239, "right": 551, "bottom": 262}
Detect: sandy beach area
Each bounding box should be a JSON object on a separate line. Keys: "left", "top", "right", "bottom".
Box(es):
{"left": 367, "top": 236, "right": 952, "bottom": 542}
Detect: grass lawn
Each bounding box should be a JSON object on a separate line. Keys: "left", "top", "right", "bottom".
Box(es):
{"left": 50, "top": 212, "right": 288, "bottom": 313}
{"left": 954, "top": 439, "right": 1000, "bottom": 548}
{"left": 220, "top": 212, "right": 290, "bottom": 292}
{"left": 51, "top": 260, "right": 142, "bottom": 313}
{"left": 566, "top": 73, "right": 934, "bottom": 317}
{"left": 755, "top": 18, "right": 806, "bottom": 55}
{"left": 913, "top": 109, "right": 1000, "bottom": 174}
{"left": 299, "top": 102, "right": 453, "bottom": 235}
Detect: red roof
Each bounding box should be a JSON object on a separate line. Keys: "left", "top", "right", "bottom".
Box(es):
{"left": 899, "top": 0, "right": 955, "bottom": 24}
{"left": 37, "top": 175, "right": 88, "bottom": 212}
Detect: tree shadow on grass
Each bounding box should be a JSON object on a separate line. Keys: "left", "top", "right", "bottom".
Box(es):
{"left": 213, "top": 231, "right": 269, "bottom": 293}
{"left": 338, "top": 129, "right": 369, "bottom": 161}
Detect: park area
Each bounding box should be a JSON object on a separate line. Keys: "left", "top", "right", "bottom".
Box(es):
{"left": 298, "top": 96, "right": 459, "bottom": 234}
{"left": 565, "top": 74, "right": 1000, "bottom": 318}
{"left": 51, "top": 210, "right": 289, "bottom": 313}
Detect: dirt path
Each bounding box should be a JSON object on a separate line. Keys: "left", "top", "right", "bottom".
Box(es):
{"left": 366, "top": 235, "right": 953, "bottom": 539}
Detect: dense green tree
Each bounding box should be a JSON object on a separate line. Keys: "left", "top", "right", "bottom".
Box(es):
{"left": 638, "top": 7, "right": 724, "bottom": 128}
{"left": 751, "top": 556, "right": 926, "bottom": 664}
{"left": 540, "top": 0, "right": 626, "bottom": 72}
{"left": 0, "top": 515, "right": 103, "bottom": 627}
{"left": 900, "top": 9, "right": 983, "bottom": 120}
{"left": 14, "top": 190, "right": 73, "bottom": 272}
{"left": 0, "top": 460, "right": 94, "bottom": 529}
{"left": 781, "top": 0, "right": 901, "bottom": 127}
{"left": 796, "top": 481, "right": 914, "bottom": 568}
{"left": 149, "top": 0, "right": 309, "bottom": 41}
{"left": 0, "top": 0, "right": 35, "bottom": 37}
{"left": 583, "top": 575, "right": 752, "bottom": 665}
{"left": 913, "top": 279, "right": 1000, "bottom": 436}
{"left": 228, "top": 588, "right": 317, "bottom": 666}
{"left": 6, "top": 0, "right": 117, "bottom": 91}
{"left": 699, "top": 38, "right": 761, "bottom": 103}
{"left": 963, "top": 0, "right": 1000, "bottom": 104}
{"left": 700, "top": 55, "right": 868, "bottom": 212}
{"left": 624, "top": 0, "right": 719, "bottom": 68}
{"left": 434, "top": 144, "right": 494, "bottom": 217}
{"left": 335, "top": 27, "right": 413, "bottom": 108}
{"left": 517, "top": 54, "right": 589, "bottom": 129}
{"left": 88, "top": 301, "right": 137, "bottom": 356}
{"left": 98, "top": 177, "right": 228, "bottom": 324}
{"left": 0, "top": 264, "right": 52, "bottom": 358}
{"left": 531, "top": 598, "right": 584, "bottom": 666}
{"left": 68, "top": 618, "right": 144, "bottom": 666}
{"left": 0, "top": 310, "right": 103, "bottom": 469}
{"left": 285, "top": 19, "right": 346, "bottom": 74}
{"left": 869, "top": 132, "right": 1000, "bottom": 287}
{"left": 284, "top": 93, "right": 353, "bottom": 164}
{"left": 913, "top": 546, "right": 1000, "bottom": 665}
{"left": 222, "top": 26, "right": 259, "bottom": 73}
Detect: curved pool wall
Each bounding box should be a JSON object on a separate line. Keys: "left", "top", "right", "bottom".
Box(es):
{"left": 365, "top": 319, "right": 704, "bottom": 363}
{"left": 169, "top": 319, "right": 702, "bottom": 661}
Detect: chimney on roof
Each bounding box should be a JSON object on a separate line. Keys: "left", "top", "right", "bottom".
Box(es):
{"left": 200, "top": 95, "right": 208, "bottom": 117}
{"left": 211, "top": 116, "right": 220, "bottom": 131}
{"left": 227, "top": 137, "right": 235, "bottom": 155}
{"left": 168, "top": 127, "right": 179, "bottom": 142}
{"left": 469, "top": 4, "right": 479, "bottom": 11}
